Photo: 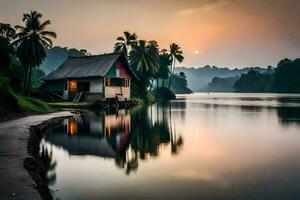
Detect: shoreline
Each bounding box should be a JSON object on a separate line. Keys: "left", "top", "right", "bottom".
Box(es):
{"left": 0, "top": 111, "right": 74, "bottom": 200}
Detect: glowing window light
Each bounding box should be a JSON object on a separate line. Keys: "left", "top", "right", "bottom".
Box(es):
{"left": 69, "top": 80, "right": 77, "bottom": 91}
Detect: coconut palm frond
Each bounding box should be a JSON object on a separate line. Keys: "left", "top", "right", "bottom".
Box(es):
{"left": 40, "top": 31, "right": 57, "bottom": 38}
{"left": 116, "top": 36, "right": 125, "bottom": 41}
{"left": 38, "top": 20, "right": 51, "bottom": 31}
{"left": 113, "top": 31, "right": 138, "bottom": 56}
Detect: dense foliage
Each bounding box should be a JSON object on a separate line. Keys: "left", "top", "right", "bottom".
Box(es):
{"left": 0, "top": 36, "right": 54, "bottom": 118}
{"left": 0, "top": 23, "right": 16, "bottom": 42}
{"left": 114, "top": 31, "right": 188, "bottom": 101}
{"left": 129, "top": 40, "right": 160, "bottom": 99}
{"left": 0, "top": 37, "right": 19, "bottom": 112}
{"left": 234, "top": 58, "right": 300, "bottom": 93}
{"left": 0, "top": 11, "right": 57, "bottom": 117}
{"left": 168, "top": 73, "right": 192, "bottom": 94}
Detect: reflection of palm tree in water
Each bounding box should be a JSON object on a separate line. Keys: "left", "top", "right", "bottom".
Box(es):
{"left": 168, "top": 101, "right": 183, "bottom": 155}
{"left": 115, "top": 149, "right": 139, "bottom": 175}
{"left": 113, "top": 132, "right": 139, "bottom": 175}
{"left": 116, "top": 103, "right": 184, "bottom": 174}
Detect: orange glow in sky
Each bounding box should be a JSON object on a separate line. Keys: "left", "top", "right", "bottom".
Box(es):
{"left": 0, "top": 0, "right": 299, "bottom": 67}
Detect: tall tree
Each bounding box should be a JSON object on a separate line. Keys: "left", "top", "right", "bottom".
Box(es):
{"left": 146, "top": 40, "right": 160, "bottom": 90}
{"left": 13, "top": 11, "right": 56, "bottom": 95}
{"left": 114, "top": 31, "right": 137, "bottom": 56}
{"left": 130, "top": 40, "right": 159, "bottom": 97}
{"left": 168, "top": 43, "right": 184, "bottom": 89}
{"left": 0, "top": 23, "right": 16, "bottom": 42}
{"left": 158, "top": 49, "right": 171, "bottom": 88}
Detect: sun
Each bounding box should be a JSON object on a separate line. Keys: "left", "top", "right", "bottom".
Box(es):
{"left": 194, "top": 50, "right": 200, "bottom": 54}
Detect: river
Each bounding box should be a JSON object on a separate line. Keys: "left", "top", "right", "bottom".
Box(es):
{"left": 41, "top": 93, "right": 300, "bottom": 200}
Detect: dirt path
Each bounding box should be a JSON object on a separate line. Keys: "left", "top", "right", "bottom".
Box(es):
{"left": 0, "top": 111, "right": 73, "bottom": 200}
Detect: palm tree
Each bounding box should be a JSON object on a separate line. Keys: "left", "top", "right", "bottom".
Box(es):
{"left": 0, "top": 23, "right": 16, "bottom": 42}
{"left": 168, "top": 43, "right": 184, "bottom": 89}
{"left": 147, "top": 40, "right": 160, "bottom": 90}
{"left": 158, "top": 49, "right": 172, "bottom": 88}
{"left": 114, "top": 31, "right": 137, "bottom": 56}
{"left": 13, "top": 11, "right": 56, "bottom": 95}
{"left": 130, "top": 40, "right": 159, "bottom": 76}
{"left": 130, "top": 40, "right": 160, "bottom": 97}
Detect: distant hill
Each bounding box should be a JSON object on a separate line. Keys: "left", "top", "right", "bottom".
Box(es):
{"left": 39, "top": 46, "right": 89, "bottom": 74}
{"left": 174, "top": 66, "right": 272, "bottom": 92}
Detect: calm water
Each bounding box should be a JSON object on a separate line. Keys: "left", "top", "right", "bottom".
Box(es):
{"left": 42, "top": 93, "right": 300, "bottom": 200}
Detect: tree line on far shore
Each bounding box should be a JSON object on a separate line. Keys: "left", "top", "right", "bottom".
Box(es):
{"left": 194, "top": 59, "right": 300, "bottom": 93}
{"left": 234, "top": 58, "right": 300, "bottom": 93}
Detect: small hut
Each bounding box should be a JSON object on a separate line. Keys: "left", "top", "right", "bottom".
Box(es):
{"left": 44, "top": 53, "right": 138, "bottom": 102}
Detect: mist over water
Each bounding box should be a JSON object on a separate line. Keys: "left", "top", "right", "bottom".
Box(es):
{"left": 42, "top": 93, "right": 300, "bottom": 200}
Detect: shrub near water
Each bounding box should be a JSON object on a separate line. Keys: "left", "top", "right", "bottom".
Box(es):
{"left": 0, "top": 86, "right": 55, "bottom": 117}
{"left": 16, "top": 95, "right": 54, "bottom": 114}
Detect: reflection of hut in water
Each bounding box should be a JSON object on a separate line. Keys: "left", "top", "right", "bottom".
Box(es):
{"left": 45, "top": 133, "right": 116, "bottom": 158}
{"left": 104, "top": 109, "right": 131, "bottom": 138}
{"left": 45, "top": 110, "right": 131, "bottom": 158}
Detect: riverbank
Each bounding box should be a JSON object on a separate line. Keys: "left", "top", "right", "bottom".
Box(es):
{"left": 0, "top": 111, "right": 74, "bottom": 200}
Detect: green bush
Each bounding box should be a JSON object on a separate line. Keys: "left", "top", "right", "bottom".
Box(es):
{"left": 16, "top": 95, "right": 55, "bottom": 114}
{"left": 0, "top": 86, "right": 55, "bottom": 116}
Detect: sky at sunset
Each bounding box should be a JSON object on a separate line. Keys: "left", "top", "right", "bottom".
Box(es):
{"left": 0, "top": 0, "right": 299, "bottom": 68}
